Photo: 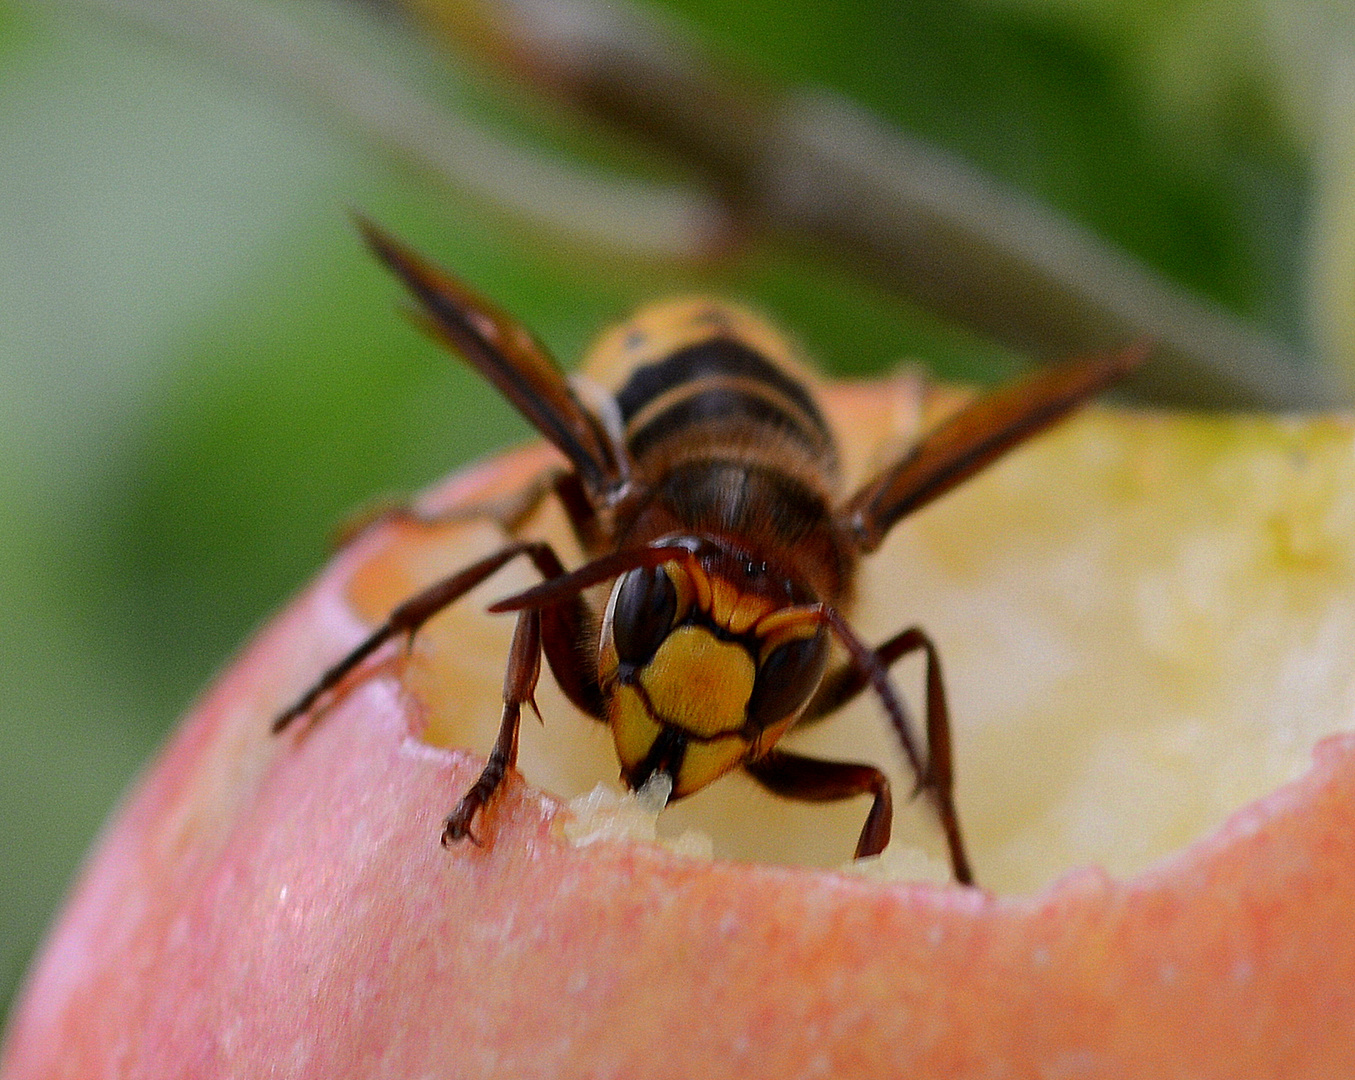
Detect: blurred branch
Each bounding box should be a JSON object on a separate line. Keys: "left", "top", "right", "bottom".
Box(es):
{"left": 406, "top": 0, "right": 1336, "bottom": 409}
{"left": 57, "top": 0, "right": 730, "bottom": 260}
{"left": 46, "top": 0, "right": 1337, "bottom": 407}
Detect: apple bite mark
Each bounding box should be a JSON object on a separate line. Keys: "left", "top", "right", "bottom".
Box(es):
{"left": 309, "top": 367, "right": 1355, "bottom": 911}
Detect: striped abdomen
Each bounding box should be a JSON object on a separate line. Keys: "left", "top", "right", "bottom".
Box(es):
{"left": 607, "top": 324, "right": 853, "bottom": 603}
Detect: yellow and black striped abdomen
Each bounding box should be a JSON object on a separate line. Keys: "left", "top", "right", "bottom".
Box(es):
{"left": 582, "top": 297, "right": 836, "bottom": 479}
{"left": 591, "top": 300, "right": 853, "bottom": 602}
{"left": 615, "top": 336, "right": 838, "bottom": 473}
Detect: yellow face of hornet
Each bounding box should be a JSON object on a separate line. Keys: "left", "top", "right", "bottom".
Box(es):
{"left": 599, "top": 556, "right": 829, "bottom": 799}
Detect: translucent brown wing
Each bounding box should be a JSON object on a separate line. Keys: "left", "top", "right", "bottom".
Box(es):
{"left": 840, "top": 342, "right": 1152, "bottom": 552}
{"left": 356, "top": 217, "right": 624, "bottom": 496}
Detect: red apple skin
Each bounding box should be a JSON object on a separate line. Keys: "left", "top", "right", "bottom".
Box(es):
{"left": 5, "top": 428, "right": 1355, "bottom": 1079}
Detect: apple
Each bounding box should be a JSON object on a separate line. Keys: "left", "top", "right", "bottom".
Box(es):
{"left": 4, "top": 381, "right": 1354, "bottom": 1077}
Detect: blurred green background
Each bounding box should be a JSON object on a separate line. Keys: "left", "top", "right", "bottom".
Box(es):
{"left": 0, "top": 0, "right": 1331, "bottom": 1022}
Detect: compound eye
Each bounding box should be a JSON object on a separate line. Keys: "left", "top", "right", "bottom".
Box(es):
{"left": 746, "top": 630, "right": 829, "bottom": 730}
{"left": 611, "top": 566, "right": 678, "bottom": 667}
